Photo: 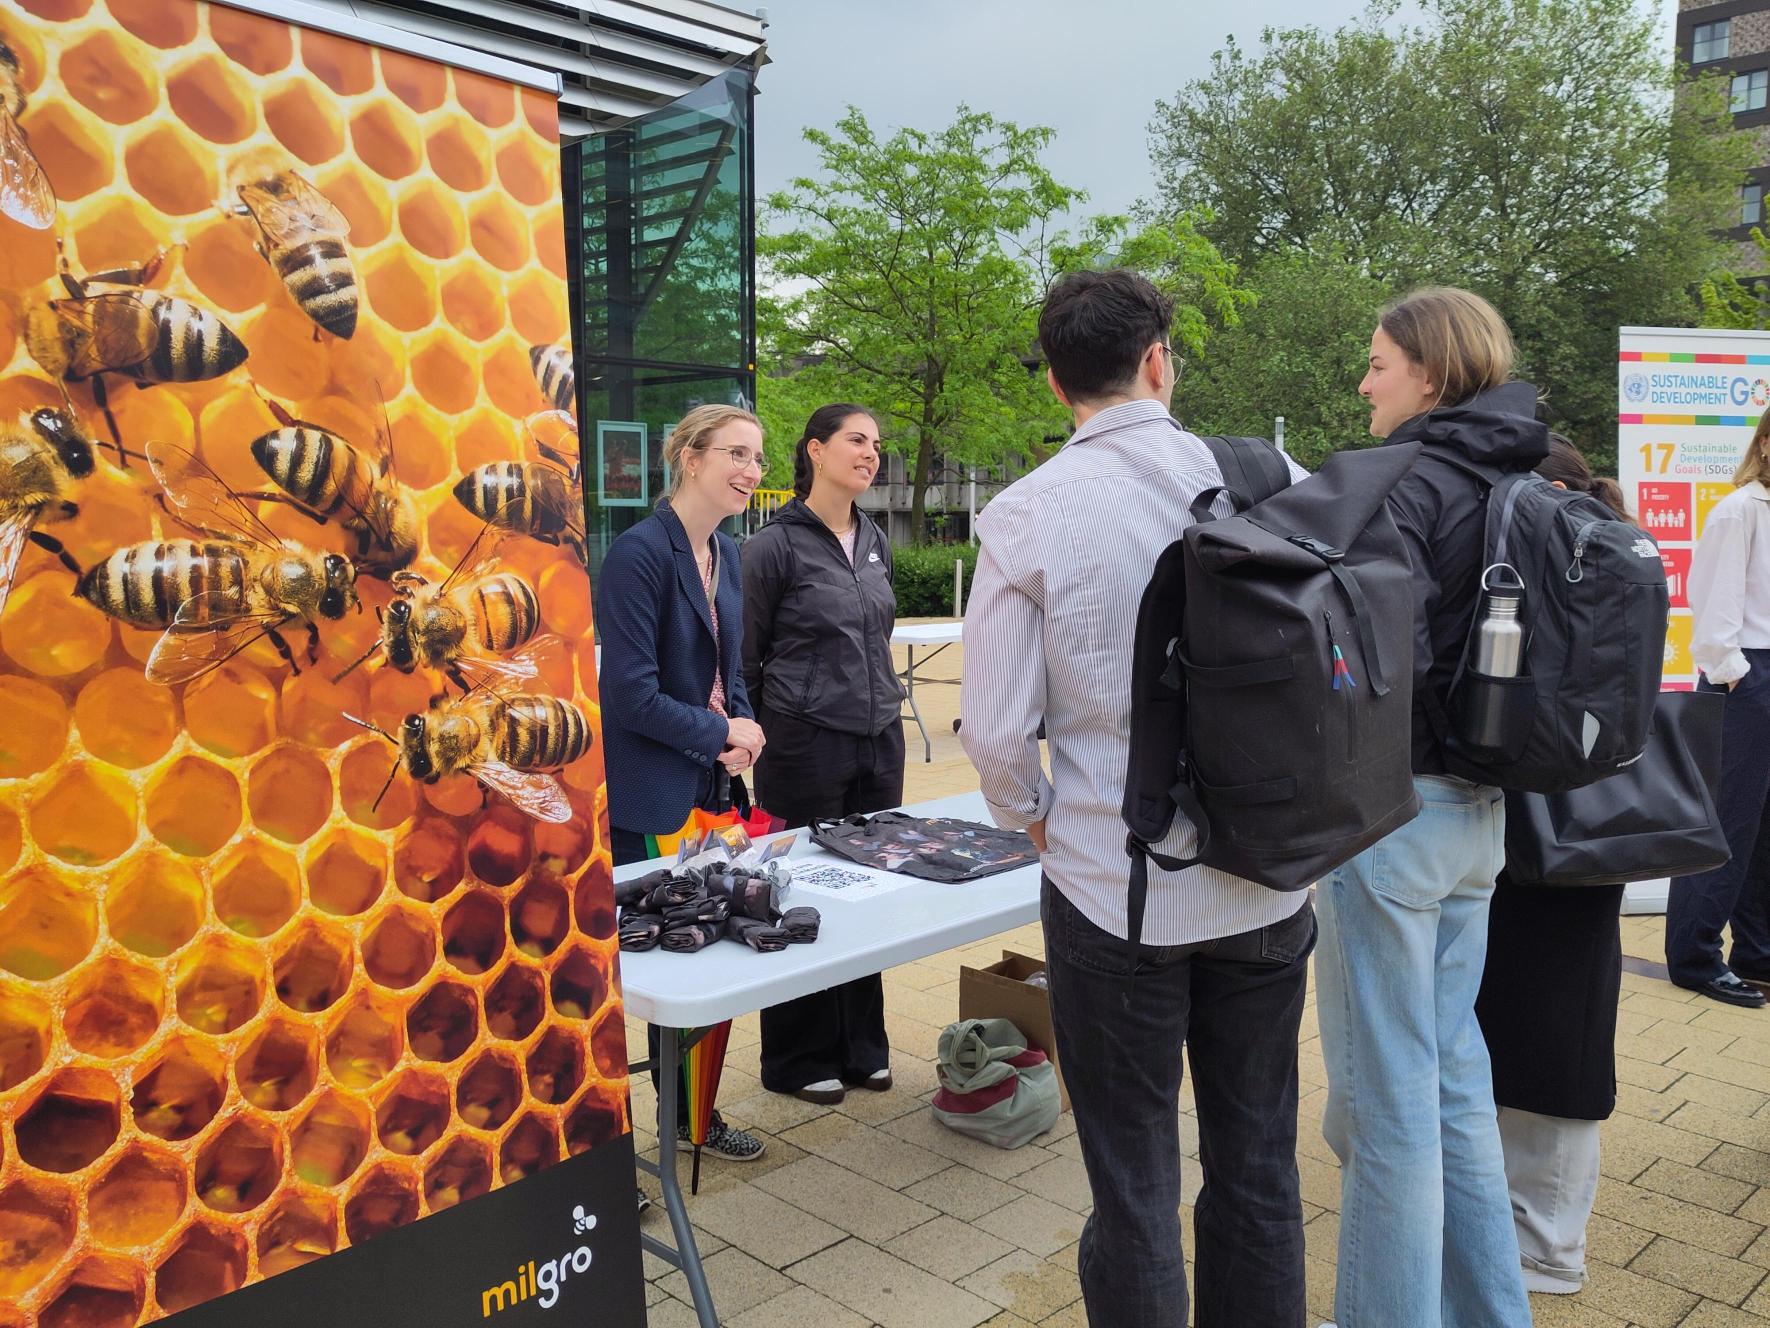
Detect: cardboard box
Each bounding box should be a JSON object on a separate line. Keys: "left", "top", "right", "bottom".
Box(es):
{"left": 958, "top": 950, "right": 1070, "bottom": 1111}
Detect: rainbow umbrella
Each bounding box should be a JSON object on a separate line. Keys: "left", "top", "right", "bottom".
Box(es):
{"left": 681, "top": 1021, "right": 732, "bottom": 1194}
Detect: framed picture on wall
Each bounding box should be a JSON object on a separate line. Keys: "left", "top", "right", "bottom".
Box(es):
{"left": 597, "top": 421, "right": 649, "bottom": 507}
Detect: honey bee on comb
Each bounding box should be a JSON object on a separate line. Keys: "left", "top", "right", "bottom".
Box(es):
{"left": 528, "top": 342, "right": 574, "bottom": 417}
{"left": 0, "top": 407, "right": 95, "bottom": 618}
{"left": 226, "top": 151, "right": 359, "bottom": 340}
{"left": 0, "top": 39, "right": 56, "bottom": 231}
{"left": 452, "top": 411, "right": 587, "bottom": 565}
{"left": 76, "top": 439, "right": 360, "bottom": 684}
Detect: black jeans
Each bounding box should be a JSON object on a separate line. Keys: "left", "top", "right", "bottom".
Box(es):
{"left": 756, "top": 709, "right": 904, "bottom": 1091}
{"left": 1668, "top": 656, "right": 1770, "bottom": 986}
{"left": 1041, "top": 877, "right": 1313, "bottom": 1328}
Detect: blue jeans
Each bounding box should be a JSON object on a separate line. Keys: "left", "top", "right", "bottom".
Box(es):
{"left": 1314, "top": 776, "right": 1531, "bottom": 1328}
{"left": 1041, "top": 877, "right": 1313, "bottom": 1327}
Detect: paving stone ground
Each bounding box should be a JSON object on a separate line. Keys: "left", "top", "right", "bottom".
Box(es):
{"left": 630, "top": 631, "right": 1770, "bottom": 1326}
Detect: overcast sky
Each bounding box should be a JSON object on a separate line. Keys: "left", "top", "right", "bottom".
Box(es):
{"left": 750, "top": 0, "right": 1677, "bottom": 221}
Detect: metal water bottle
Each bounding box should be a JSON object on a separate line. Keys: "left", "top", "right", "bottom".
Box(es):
{"left": 1473, "top": 588, "right": 1524, "bottom": 677}
{"left": 1458, "top": 567, "right": 1526, "bottom": 754}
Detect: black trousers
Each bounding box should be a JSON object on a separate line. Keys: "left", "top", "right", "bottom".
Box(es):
{"left": 756, "top": 708, "right": 904, "bottom": 1092}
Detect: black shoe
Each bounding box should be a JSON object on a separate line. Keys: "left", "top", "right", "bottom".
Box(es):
{"left": 1690, "top": 972, "right": 1768, "bottom": 1008}
{"left": 1731, "top": 967, "right": 1770, "bottom": 992}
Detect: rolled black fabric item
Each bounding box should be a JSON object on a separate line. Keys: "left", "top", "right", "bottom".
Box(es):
{"left": 709, "top": 872, "right": 782, "bottom": 922}
{"left": 779, "top": 906, "right": 820, "bottom": 943}
{"left": 726, "top": 915, "right": 789, "bottom": 953}
{"left": 642, "top": 877, "right": 702, "bottom": 912}
{"left": 616, "top": 869, "right": 670, "bottom": 908}
{"left": 618, "top": 915, "right": 664, "bottom": 951}
{"left": 664, "top": 893, "right": 730, "bottom": 927}
{"left": 660, "top": 920, "right": 725, "bottom": 953}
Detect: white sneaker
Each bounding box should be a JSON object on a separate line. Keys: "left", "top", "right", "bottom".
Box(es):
{"left": 1522, "top": 1267, "right": 1583, "bottom": 1295}
{"left": 793, "top": 1078, "right": 845, "bottom": 1104}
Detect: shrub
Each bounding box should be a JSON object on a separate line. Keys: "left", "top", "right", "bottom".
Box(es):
{"left": 890, "top": 542, "right": 977, "bottom": 617}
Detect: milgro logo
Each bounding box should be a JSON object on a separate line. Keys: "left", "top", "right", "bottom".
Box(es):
{"left": 480, "top": 1205, "right": 599, "bottom": 1316}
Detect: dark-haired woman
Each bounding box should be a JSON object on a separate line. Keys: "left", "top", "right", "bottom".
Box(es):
{"left": 742, "top": 404, "right": 904, "bottom": 1103}
{"left": 1474, "top": 435, "right": 1632, "bottom": 1298}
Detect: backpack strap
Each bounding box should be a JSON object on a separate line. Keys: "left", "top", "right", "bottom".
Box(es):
{"left": 1192, "top": 435, "right": 1291, "bottom": 522}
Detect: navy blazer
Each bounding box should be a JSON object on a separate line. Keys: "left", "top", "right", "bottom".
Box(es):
{"left": 598, "top": 498, "right": 753, "bottom": 834}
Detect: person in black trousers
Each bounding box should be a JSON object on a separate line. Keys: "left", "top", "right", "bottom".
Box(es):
{"left": 742, "top": 404, "right": 904, "bottom": 1104}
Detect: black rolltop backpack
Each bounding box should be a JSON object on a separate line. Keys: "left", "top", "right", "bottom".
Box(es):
{"left": 1120, "top": 437, "right": 1425, "bottom": 960}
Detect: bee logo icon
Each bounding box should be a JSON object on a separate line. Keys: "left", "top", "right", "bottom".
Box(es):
{"left": 571, "top": 1204, "right": 597, "bottom": 1235}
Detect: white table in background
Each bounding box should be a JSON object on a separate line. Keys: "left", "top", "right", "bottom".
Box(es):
{"left": 618, "top": 790, "right": 1039, "bottom": 1327}
{"left": 890, "top": 620, "right": 965, "bottom": 762}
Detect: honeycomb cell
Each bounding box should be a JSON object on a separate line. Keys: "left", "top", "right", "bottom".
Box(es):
{"left": 275, "top": 670, "right": 370, "bottom": 760}
{"left": 241, "top": 305, "right": 331, "bottom": 400}
{"left": 386, "top": 404, "right": 453, "bottom": 490}
{"left": 364, "top": 245, "right": 437, "bottom": 333}
{"left": 167, "top": 54, "right": 256, "bottom": 144}
{"left": 30, "top": 761, "right": 136, "bottom": 867}
{"left": 425, "top": 117, "right": 492, "bottom": 192}
{"left": 455, "top": 1048, "right": 521, "bottom": 1130}
{"left": 145, "top": 755, "right": 239, "bottom": 857}
{"left": 272, "top": 919, "right": 353, "bottom": 1014}
{"left": 309, "top": 828, "right": 387, "bottom": 916}
{"left": 0, "top": 806, "right": 17, "bottom": 875}
{"left": 499, "top": 1111, "right": 559, "bottom": 1184}
{"left": 536, "top": 806, "right": 594, "bottom": 882}
{"left": 509, "top": 266, "right": 568, "bottom": 347}
{"left": 316, "top": 160, "right": 393, "bottom": 249}
{"left": 453, "top": 406, "right": 519, "bottom": 474}
{"left": 261, "top": 75, "right": 344, "bottom": 165}
{"left": 194, "top": 1114, "right": 282, "bottom": 1214}
{"left": 440, "top": 261, "right": 505, "bottom": 341}
{"left": 342, "top": 1163, "right": 418, "bottom": 1245}
{"left": 469, "top": 194, "right": 532, "bottom": 272}
{"left": 496, "top": 134, "right": 554, "bottom": 208}
{"left": 105, "top": 0, "right": 195, "bottom": 46}
{"left": 408, "top": 981, "right": 479, "bottom": 1064}
{"left": 442, "top": 890, "right": 506, "bottom": 975}
{"left": 302, "top": 28, "right": 375, "bottom": 95}
{"left": 69, "top": 193, "right": 168, "bottom": 272}
{"left": 64, "top": 955, "right": 163, "bottom": 1058}
{"left": 523, "top": 88, "right": 558, "bottom": 141}
{"left": 467, "top": 802, "right": 533, "bottom": 888}
{"left": 290, "top": 1089, "right": 370, "bottom": 1186}
{"left": 107, "top": 852, "right": 203, "bottom": 957}
{"left": 510, "top": 877, "right": 570, "bottom": 959}
{"left": 484, "top": 336, "right": 543, "bottom": 416}
{"left": 247, "top": 744, "right": 334, "bottom": 842}
{"left": 422, "top": 496, "right": 485, "bottom": 585}
{"left": 180, "top": 665, "right": 277, "bottom": 759}
{"left": 236, "top": 1019, "right": 319, "bottom": 1112}
{"left": 550, "top": 946, "right": 608, "bottom": 1021}
{"left": 484, "top": 963, "right": 545, "bottom": 1041}
{"left": 411, "top": 331, "right": 477, "bottom": 414}
{"left": 39, "top": 1255, "right": 143, "bottom": 1328}
{"left": 590, "top": 1004, "right": 628, "bottom": 1081}
{"left": 352, "top": 100, "right": 423, "bottom": 180}
{"left": 183, "top": 216, "right": 275, "bottom": 312}
{"left": 0, "top": 675, "right": 67, "bottom": 776}
{"left": 124, "top": 121, "right": 217, "bottom": 216}
{"left": 0, "top": 570, "right": 111, "bottom": 676}
{"left": 397, "top": 178, "right": 466, "bottom": 261}
{"left": 0, "top": 222, "right": 56, "bottom": 291}
{"left": 209, "top": 6, "right": 293, "bottom": 75}
{"left": 20, "top": 99, "right": 114, "bottom": 203}
{"left": 0, "top": 1179, "right": 76, "bottom": 1298}
{"left": 340, "top": 738, "right": 418, "bottom": 830}
{"left": 212, "top": 839, "right": 299, "bottom": 938}
{"left": 362, "top": 905, "right": 435, "bottom": 989}
{"left": 88, "top": 1147, "right": 185, "bottom": 1248}
{"left": 376, "top": 1068, "right": 450, "bottom": 1154}
{"left": 452, "top": 67, "right": 515, "bottom": 128}
{"left": 0, "top": 987, "right": 51, "bottom": 1090}
{"left": 154, "top": 1222, "right": 246, "bottom": 1314}
{"left": 325, "top": 991, "right": 403, "bottom": 1090}
{"left": 380, "top": 52, "right": 449, "bottom": 113}
{"left": 256, "top": 1192, "right": 336, "bottom": 1277}
{"left": 173, "top": 936, "right": 266, "bottom": 1035}
{"left": 0, "top": 866, "right": 97, "bottom": 979}
{"left": 16, "top": 1068, "right": 121, "bottom": 1173}
{"left": 73, "top": 668, "right": 177, "bottom": 767}
{"left": 130, "top": 1037, "right": 225, "bottom": 1142}
{"left": 60, "top": 30, "right": 157, "bottom": 124}
{"left": 423, "top": 1134, "right": 492, "bottom": 1211}
{"left": 525, "top": 1028, "right": 584, "bottom": 1106}
{"left": 536, "top": 207, "right": 568, "bottom": 279}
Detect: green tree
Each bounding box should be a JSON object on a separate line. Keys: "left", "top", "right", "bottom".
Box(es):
{"left": 1149, "top": 0, "right": 1747, "bottom": 467}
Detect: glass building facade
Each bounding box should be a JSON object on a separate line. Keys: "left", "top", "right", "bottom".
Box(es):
{"left": 564, "top": 68, "right": 757, "bottom": 582}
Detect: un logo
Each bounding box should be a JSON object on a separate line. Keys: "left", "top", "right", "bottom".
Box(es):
{"left": 1623, "top": 372, "right": 1649, "bottom": 404}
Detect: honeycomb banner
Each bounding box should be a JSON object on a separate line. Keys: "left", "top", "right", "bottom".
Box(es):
{"left": 0, "top": 2, "right": 642, "bottom": 1323}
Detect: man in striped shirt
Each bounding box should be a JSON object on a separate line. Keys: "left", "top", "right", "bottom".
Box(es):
{"left": 961, "top": 269, "right": 1313, "bottom": 1327}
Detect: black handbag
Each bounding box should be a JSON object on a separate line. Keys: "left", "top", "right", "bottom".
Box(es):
{"left": 1504, "top": 690, "right": 1729, "bottom": 887}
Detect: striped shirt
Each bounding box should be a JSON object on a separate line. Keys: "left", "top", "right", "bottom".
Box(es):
{"left": 960, "top": 399, "right": 1310, "bottom": 944}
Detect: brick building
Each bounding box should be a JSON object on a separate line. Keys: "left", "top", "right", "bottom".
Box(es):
{"left": 1681, "top": 0, "right": 1770, "bottom": 270}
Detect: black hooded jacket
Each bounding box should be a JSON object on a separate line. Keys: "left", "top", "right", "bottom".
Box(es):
{"left": 741, "top": 497, "right": 904, "bottom": 736}
{"left": 1383, "top": 381, "right": 1549, "bottom": 775}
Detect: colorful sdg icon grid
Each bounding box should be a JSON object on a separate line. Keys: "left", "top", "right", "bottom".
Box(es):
{"left": 0, "top": 0, "right": 628, "bottom": 1323}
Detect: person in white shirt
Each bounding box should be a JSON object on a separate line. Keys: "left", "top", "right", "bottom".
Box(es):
{"left": 1666, "top": 413, "right": 1770, "bottom": 1008}
{"left": 961, "top": 268, "right": 1314, "bottom": 1327}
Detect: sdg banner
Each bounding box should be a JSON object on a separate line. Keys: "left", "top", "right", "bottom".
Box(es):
{"left": 1618, "top": 325, "right": 1770, "bottom": 689}
{"left": 0, "top": 0, "right": 644, "bottom": 1324}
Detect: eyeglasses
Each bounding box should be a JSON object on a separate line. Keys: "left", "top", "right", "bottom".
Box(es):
{"left": 705, "top": 445, "right": 764, "bottom": 472}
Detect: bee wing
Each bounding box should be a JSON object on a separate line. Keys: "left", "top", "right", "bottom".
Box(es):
{"left": 239, "top": 174, "right": 349, "bottom": 239}
{"left": 49, "top": 293, "right": 156, "bottom": 379}
{"left": 454, "top": 634, "right": 562, "bottom": 689}
{"left": 436, "top": 520, "right": 505, "bottom": 595}
{"left": 469, "top": 760, "right": 573, "bottom": 823}
{"left": 0, "top": 109, "right": 56, "bottom": 230}
{"left": 146, "top": 607, "right": 289, "bottom": 686}
{"left": 148, "top": 439, "right": 282, "bottom": 549}
{"left": 0, "top": 508, "right": 38, "bottom": 620}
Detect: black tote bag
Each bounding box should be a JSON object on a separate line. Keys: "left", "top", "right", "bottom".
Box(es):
{"left": 1504, "top": 689, "right": 1729, "bottom": 887}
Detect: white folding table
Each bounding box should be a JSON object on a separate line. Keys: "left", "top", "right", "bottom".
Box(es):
{"left": 891, "top": 621, "right": 965, "bottom": 762}
{"left": 616, "top": 791, "right": 1039, "bottom": 1327}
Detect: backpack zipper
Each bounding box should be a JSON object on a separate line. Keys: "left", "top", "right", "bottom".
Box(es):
{"left": 1565, "top": 519, "right": 1604, "bottom": 583}
{"left": 1325, "top": 611, "right": 1357, "bottom": 763}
